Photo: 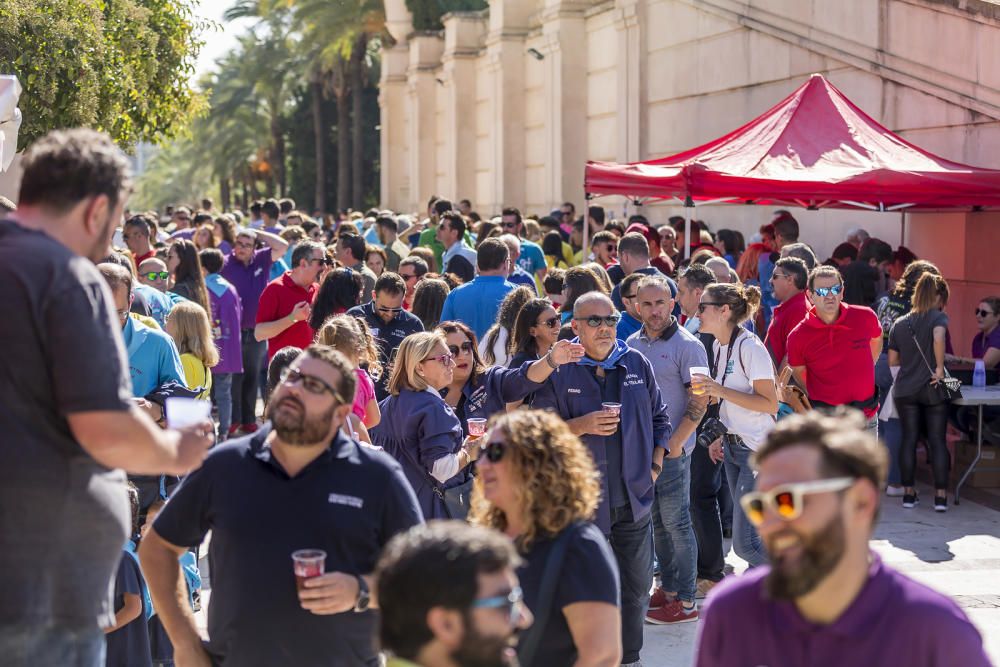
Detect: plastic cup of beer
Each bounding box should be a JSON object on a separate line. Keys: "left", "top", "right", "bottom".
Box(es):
{"left": 292, "top": 549, "right": 327, "bottom": 591}
{"left": 467, "top": 418, "right": 488, "bottom": 437}
{"left": 601, "top": 402, "right": 622, "bottom": 416}
{"left": 165, "top": 397, "right": 212, "bottom": 429}
{"left": 690, "top": 366, "right": 710, "bottom": 396}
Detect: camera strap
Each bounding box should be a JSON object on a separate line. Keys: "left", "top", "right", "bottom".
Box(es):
{"left": 712, "top": 329, "right": 744, "bottom": 411}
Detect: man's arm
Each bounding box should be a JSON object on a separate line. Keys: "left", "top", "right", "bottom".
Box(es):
{"left": 255, "top": 229, "right": 290, "bottom": 262}
{"left": 790, "top": 365, "right": 807, "bottom": 393}
{"left": 255, "top": 301, "right": 310, "bottom": 342}
{"left": 870, "top": 335, "right": 883, "bottom": 363}
{"left": 662, "top": 392, "right": 709, "bottom": 462}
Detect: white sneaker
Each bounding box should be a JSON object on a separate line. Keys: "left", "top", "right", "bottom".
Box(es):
{"left": 886, "top": 485, "right": 905, "bottom": 497}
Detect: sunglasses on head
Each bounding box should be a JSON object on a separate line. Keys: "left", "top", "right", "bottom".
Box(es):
{"left": 144, "top": 271, "right": 170, "bottom": 281}
{"left": 812, "top": 284, "right": 843, "bottom": 297}
{"left": 740, "top": 477, "right": 854, "bottom": 527}
{"left": 574, "top": 314, "right": 621, "bottom": 328}
{"left": 448, "top": 341, "right": 473, "bottom": 356}
{"left": 975, "top": 308, "right": 995, "bottom": 317}
{"left": 481, "top": 440, "right": 506, "bottom": 463}
{"left": 537, "top": 316, "right": 560, "bottom": 328}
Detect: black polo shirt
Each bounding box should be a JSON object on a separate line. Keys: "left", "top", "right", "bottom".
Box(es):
{"left": 347, "top": 302, "right": 424, "bottom": 399}
{"left": 153, "top": 431, "right": 423, "bottom": 666}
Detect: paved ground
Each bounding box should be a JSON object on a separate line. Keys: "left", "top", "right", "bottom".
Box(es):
{"left": 642, "top": 482, "right": 1000, "bottom": 665}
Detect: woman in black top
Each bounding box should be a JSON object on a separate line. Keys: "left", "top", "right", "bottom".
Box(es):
{"left": 471, "top": 410, "right": 621, "bottom": 667}
{"left": 166, "top": 239, "right": 210, "bottom": 315}
{"left": 888, "top": 273, "right": 952, "bottom": 511}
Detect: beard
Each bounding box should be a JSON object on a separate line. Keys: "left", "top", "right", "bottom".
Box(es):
{"left": 451, "top": 618, "right": 520, "bottom": 667}
{"left": 266, "top": 396, "right": 337, "bottom": 446}
{"left": 764, "top": 512, "right": 847, "bottom": 600}
{"left": 87, "top": 207, "right": 119, "bottom": 263}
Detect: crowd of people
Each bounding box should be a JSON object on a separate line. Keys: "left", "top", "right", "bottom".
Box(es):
{"left": 2, "top": 127, "right": 998, "bottom": 667}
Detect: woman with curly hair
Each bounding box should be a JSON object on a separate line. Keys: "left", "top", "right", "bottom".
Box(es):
{"left": 471, "top": 410, "right": 621, "bottom": 667}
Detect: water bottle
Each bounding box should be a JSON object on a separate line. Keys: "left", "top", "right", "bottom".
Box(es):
{"left": 973, "top": 359, "right": 987, "bottom": 388}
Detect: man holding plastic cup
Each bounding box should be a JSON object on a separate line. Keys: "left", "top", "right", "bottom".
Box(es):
{"left": 140, "top": 346, "right": 423, "bottom": 666}
{"left": 532, "top": 292, "right": 672, "bottom": 667}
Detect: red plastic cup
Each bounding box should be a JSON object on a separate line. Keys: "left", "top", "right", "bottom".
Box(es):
{"left": 292, "top": 549, "right": 326, "bottom": 591}
{"left": 468, "top": 418, "right": 487, "bottom": 437}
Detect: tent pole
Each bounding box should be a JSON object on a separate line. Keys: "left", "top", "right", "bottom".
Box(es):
{"left": 684, "top": 195, "right": 694, "bottom": 260}
{"left": 583, "top": 193, "right": 591, "bottom": 263}
{"left": 899, "top": 211, "right": 906, "bottom": 248}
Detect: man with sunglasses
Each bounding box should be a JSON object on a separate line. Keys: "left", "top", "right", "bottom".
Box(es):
{"left": 255, "top": 241, "right": 327, "bottom": 361}
{"left": 142, "top": 345, "right": 423, "bottom": 667}
{"left": 398, "top": 256, "right": 429, "bottom": 311}
{"left": 695, "top": 411, "right": 989, "bottom": 667}
{"left": 376, "top": 522, "right": 530, "bottom": 667}
{"left": 764, "top": 257, "right": 809, "bottom": 367}
{"left": 786, "top": 266, "right": 883, "bottom": 435}
{"left": 532, "top": 291, "right": 671, "bottom": 667}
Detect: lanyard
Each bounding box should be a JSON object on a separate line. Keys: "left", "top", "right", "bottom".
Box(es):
{"left": 712, "top": 330, "right": 742, "bottom": 409}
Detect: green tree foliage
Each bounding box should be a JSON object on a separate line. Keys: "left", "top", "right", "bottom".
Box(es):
{"left": 0, "top": 0, "right": 205, "bottom": 149}
{"left": 407, "top": 0, "right": 487, "bottom": 31}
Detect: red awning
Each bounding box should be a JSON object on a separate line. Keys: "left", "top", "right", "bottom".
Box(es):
{"left": 585, "top": 74, "right": 1000, "bottom": 210}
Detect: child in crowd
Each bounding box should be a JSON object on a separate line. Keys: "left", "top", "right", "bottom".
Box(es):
{"left": 315, "top": 314, "right": 383, "bottom": 442}
{"left": 105, "top": 483, "right": 152, "bottom": 667}
{"left": 165, "top": 301, "right": 220, "bottom": 400}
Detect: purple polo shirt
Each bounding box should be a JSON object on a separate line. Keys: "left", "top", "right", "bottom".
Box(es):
{"left": 221, "top": 248, "right": 273, "bottom": 330}
{"left": 695, "top": 554, "right": 990, "bottom": 667}
{"left": 973, "top": 326, "right": 1000, "bottom": 360}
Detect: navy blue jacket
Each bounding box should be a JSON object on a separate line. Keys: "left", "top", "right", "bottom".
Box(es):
{"left": 443, "top": 361, "right": 544, "bottom": 435}
{"left": 371, "top": 388, "right": 465, "bottom": 519}
{"left": 531, "top": 346, "right": 671, "bottom": 532}
{"left": 347, "top": 302, "right": 424, "bottom": 399}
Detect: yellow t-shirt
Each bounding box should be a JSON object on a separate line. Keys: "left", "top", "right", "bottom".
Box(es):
{"left": 180, "top": 353, "right": 212, "bottom": 400}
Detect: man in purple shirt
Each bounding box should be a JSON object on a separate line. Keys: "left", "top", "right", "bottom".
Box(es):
{"left": 221, "top": 228, "right": 288, "bottom": 436}
{"left": 695, "top": 411, "right": 990, "bottom": 667}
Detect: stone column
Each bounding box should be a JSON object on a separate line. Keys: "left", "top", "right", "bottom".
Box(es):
{"left": 406, "top": 34, "right": 445, "bottom": 213}
{"left": 441, "top": 11, "right": 488, "bottom": 204}
{"left": 379, "top": 42, "right": 410, "bottom": 211}
{"left": 615, "top": 0, "right": 645, "bottom": 163}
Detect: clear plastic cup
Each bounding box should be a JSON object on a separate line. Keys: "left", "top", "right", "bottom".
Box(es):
{"left": 601, "top": 402, "right": 622, "bottom": 416}
{"left": 292, "top": 549, "right": 327, "bottom": 591}
{"left": 165, "top": 397, "right": 212, "bottom": 429}
{"left": 689, "top": 366, "right": 710, "bottom": 396}
{"left": 467, "top": 418, "right": 488, "bottom": 437}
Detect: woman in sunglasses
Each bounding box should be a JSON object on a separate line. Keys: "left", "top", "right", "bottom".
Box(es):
{"left": 437, "top": 320, "right": 583, "bottom": 437}
{"left": 693, "top": 283, "right": 778, "bottom": 567}
{"left": 470, "top": 410, "right": 621, "bottom": 667}
{"left": 509, "top": 298, "right": 562, "bottom": 369}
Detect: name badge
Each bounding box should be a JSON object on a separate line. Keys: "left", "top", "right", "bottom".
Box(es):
{"left": 328, "top": 493, "right": 364, "bottom": 508}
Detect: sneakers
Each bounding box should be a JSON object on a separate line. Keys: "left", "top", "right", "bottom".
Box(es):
{"left": 695, "top": 578, "right": 719, "bottom": 599}
{"left": 645, "top": 600, "right": 699, "bottom": 625}
{"left": 241, "top": 423, "right": 259, "bottom": 435}
{"left": 934, "top": 495, "right": 948, "bottom": 512}
{"left": 902, "top": 493, "right": 919, "bottom": 509}
{"left": 886, "top": 485, "right": 905, "bottom": 497}
{"left": 227, "top": 423, "right": 242, "bottom": 437}
{"left": 648, "top": 587, "right": 676, "bottom": 609}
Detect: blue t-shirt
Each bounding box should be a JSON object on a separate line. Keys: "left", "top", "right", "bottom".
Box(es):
{"left": 122, "top": 316, "right": 185, "bottom": 397}
{"left": 518, "top": 240, "right": 546, "bottom": 276}
{"left": 134, "top": 284, "right": 175, "bottom": 329}
{"left": 105, "top": 551, "right": 152, "bottom": 667}
{"left": 440, "top": 275, "right": 516, "bottom": 340}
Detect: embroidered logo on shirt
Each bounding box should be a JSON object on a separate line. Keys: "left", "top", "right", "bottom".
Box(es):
{"left": 328, "top": 493, "right": 364, "bottom": 508}
{"left": 254, "top": 267, "right": 263, "bottom": 277}
{"left": 567, "top": 388, "right": 581, "bottom": 394}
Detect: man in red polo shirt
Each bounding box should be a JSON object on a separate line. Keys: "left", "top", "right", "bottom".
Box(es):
{"left": 254, "top": 241, "right": 327, "bottom": 360}
{"left": 786, "top": 265, "right": 883, "bottom": 434}
{"left": 764, "top": 257, "right": 809, "bottom": 366}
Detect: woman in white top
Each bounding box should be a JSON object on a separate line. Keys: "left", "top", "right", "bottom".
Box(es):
{"left": 692, "top": 283, "right": 778, "bottom": 567}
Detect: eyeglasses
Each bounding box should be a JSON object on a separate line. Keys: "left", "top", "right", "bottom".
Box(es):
{"left": 471, "top": 586, "right": 525, "bottom": 625}
{"left": 310, "top": 257, "right": 332, "bottom": 266}
{"left": 740, "top": 477, "right": 855, "bottom": 527}
{"left": 811, "top": 284, "right": 843, "bottom": 298}
{"left": 574, "top": 314, "right": 621, "bottom": 328}
{"left": 143, "top": 271, "right": 170, "bottom": 281}
{"left": 770, "top": 272, "right": 790, "bottom": 281}
{"left": 697, "top": 302, "right": 724, "bottom": 314}
{"left": 116, "top": 308, "right": 130, "bottom": 320}
{"left": 448, "top": 341, "right": 473, "bottom": 356}
{"left": 425, "top": 353, "right": 456, "bottom": 367}
{"left": 537, "top": 316, "right": 560, "bottom": 329}
{"left": 279, "top": 367, "right": 342, "bottom": 401}
{"left": 235, "top": 241, "right": 255, "bottom": 250}
{"left": 481, "top": 440, "right": 506, "bottom": 463}
{"left": 378, "top": 305, "right": 404, "bottom": 314}
{"left": 622, "top": 293, "right": 636, "bottom": 301}
{"left": 975, "top": 308, "right": 995, "bottom": 318}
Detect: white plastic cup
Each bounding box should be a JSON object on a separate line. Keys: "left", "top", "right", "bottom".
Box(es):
{"left": 601, "top": 402, "right": 622, "bottom": 416}
{"left": 165, "top": 397, "right": 212, "bottom": 429}
{"left": 690, "top": 366, "right": 710, "bottom": 395}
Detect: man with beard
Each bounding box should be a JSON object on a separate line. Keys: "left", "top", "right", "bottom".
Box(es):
{"left": 376, "top": 522, "right": 531, "bottom": 667}
{"left": 694, "top": 411, "right": 990, "bottom": 667}
{"left": 140, "top": 346, "right": 423, "bottom": 666}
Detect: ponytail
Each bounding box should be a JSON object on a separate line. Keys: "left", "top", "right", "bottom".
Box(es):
{"left": 911, "top": 273, "right": 949, "bottom": 314}
{"left": 704, "top": 283, "right": 760, "bottom": 326}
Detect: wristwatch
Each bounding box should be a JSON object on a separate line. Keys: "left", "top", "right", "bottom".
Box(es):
{"left": 651, "top": 461, "right": 662, "bottom": 475}
{"left": 354, "top": 574, "right": 371, "bottom": 613}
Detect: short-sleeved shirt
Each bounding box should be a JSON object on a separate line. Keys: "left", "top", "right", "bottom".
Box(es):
{"left": 712, "top": 332, "right": 776, "bottom": 450}
{"left": 122, "top": 316, "right": 187, "bottom": 398}
{"left": 255, "top": 272, "right": 319, "bottom": 360}
{"left": 221, "top": 248, "right": 273, "bottom": 329}
{"left": 518, "top": 523, "right": 620, "bottom": 666}
{"left": 352, "top": 368, "right": 376, "bottom": 422}
{"left": 440, "top": 275, "right": 517, "bottom": 340}
{"left": 180, "top": 353, "right": 213, "bottom": 400}
{"left": 0, "top": 220, "right": 133, "bottom": 630}
{"left": 888, "top": 310, "right": 950, "bottom": 399}
{"left": 972, "top": 325, "right": 1000, "bottom": 360}
{"left": 518, "top": 239, "right": 546, "bottom": 276}
{"left": 787, "top": 304, "right": 882, "bottom": 415}
{"left": 765, "top": 290, "right": 808, "bottom": 364}
{"left": 628, "top": 319, "right": 710, "bottom": 453}
{"left": 105, "top": 552, "right": 152, "bottom": 667}
{"left": 694, "top": 554, "right": 991, "bottom": 667}
{"left": 153, "top": 431, "right": 423, "bottom": 666}
{"left": 205, "top": 273, "right": 243, "bottom": 374}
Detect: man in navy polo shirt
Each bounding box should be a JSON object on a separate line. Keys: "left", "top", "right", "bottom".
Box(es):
{"left": 610, "top": 232, "right": 677, "bottom": 315}
{"left": 532, "top": 292, "right": 671, "bottom": 667}
{"left": 695, "top": 411, "right": 990, "bottom": 667}
{"left": 348, "top": 272, "right": 424, "bottom": 401}
{"left": 140, "top": 346, "right": 423, "bottom": 666}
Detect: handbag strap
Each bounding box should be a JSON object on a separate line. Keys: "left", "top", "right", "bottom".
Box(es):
{"left": 904, "top": 317, "right": 952, "bottom": 380}
{"left": 517, "top": 522, "right": 583, "bottom": 667}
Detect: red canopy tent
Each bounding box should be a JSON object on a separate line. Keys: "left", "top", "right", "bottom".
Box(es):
{"left": 585, "top": 74, "right": 1000, "bottom": 246}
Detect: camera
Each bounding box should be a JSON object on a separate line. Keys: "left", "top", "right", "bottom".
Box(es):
{"left": 696, "top": 417, "right": 728, "bottom": 449}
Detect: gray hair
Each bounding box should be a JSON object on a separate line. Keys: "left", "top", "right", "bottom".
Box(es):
{"left": 236, "top": 228, "right": 257, "bottom": 242}
{"left": 780, "top": 242, "right": 819, "bottom": 270}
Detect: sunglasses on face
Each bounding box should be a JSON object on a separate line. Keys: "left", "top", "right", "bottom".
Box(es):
{"left": 976, "top": 309, "right": 995, "bottom": 318}
{"left": 812, "top": 284, "right": 843, "bottom": 298}
{"left": 697, "top": 302, "right": 723, "bottom": 314}
{"left": 279, "top": 367, "right": 342, "bottom": 401}
{"left": 740, "top": 477, "right": 854, "bottom": 527}
{"left": 501, "top": 222, "right": 518, "bottom": 229}
{"left": 537, "top": 316, "right": 560, "bottom": 329}
{"left": 378, "top": 305, "right": 403, "bottom": 314}
{"left": 425, "top": 353, "right": 455, "bottom": 367}
{"left": 143, "top": 271, "right": 170, "bottom": 281}
{"left": 311, "top": 257, "right": 332, "bottom": 266}
{"left": 399, "top": 273, "right": 419, "bottom": 282}
{"left": 770, "top": 272, "right": 790, "bottom": 281}
{"left": 471, "top": 586, "right": 525, "bottom": 626}
{"left": 574, "top": 314, "right": 621, "bottom": 328}
{"left": 448, "top": 341, "right": 473, "bottom": 356}
{"left": 481, "top": 440, "right": 506, "bottom": 463}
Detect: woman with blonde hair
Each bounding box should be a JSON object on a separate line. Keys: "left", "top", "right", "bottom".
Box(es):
{"left": 370, "top": 332, "right": 483, "bottom": 519}
{"left": 471, "top": 410, "right": 621, "bottom": 667}
{"left": 165, "top": 301, "right": 220, "bottom": 400}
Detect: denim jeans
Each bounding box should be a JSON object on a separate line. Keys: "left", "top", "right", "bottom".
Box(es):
{"left": 213, "top": 372, "right": 234, "bottom": 439}
{"left": 723, "top": 441, "right": 768, "bottom": 567}
{"left": 879, "top": 417, "right": 903, "bottom": 485}
{"left": 0, "top": 624, "right": 105, "bottom": 666}
{"left": 231, "top": 331, "right": 266, "bottom": 426}
{"left": 608, "top": 505, "right": 652, "bottom": 664}
{"left": 652, "top": 451, "right": 698, "bottom": 603}
{"left": 689, "top": 442, "right": 725, "bottom": 582}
